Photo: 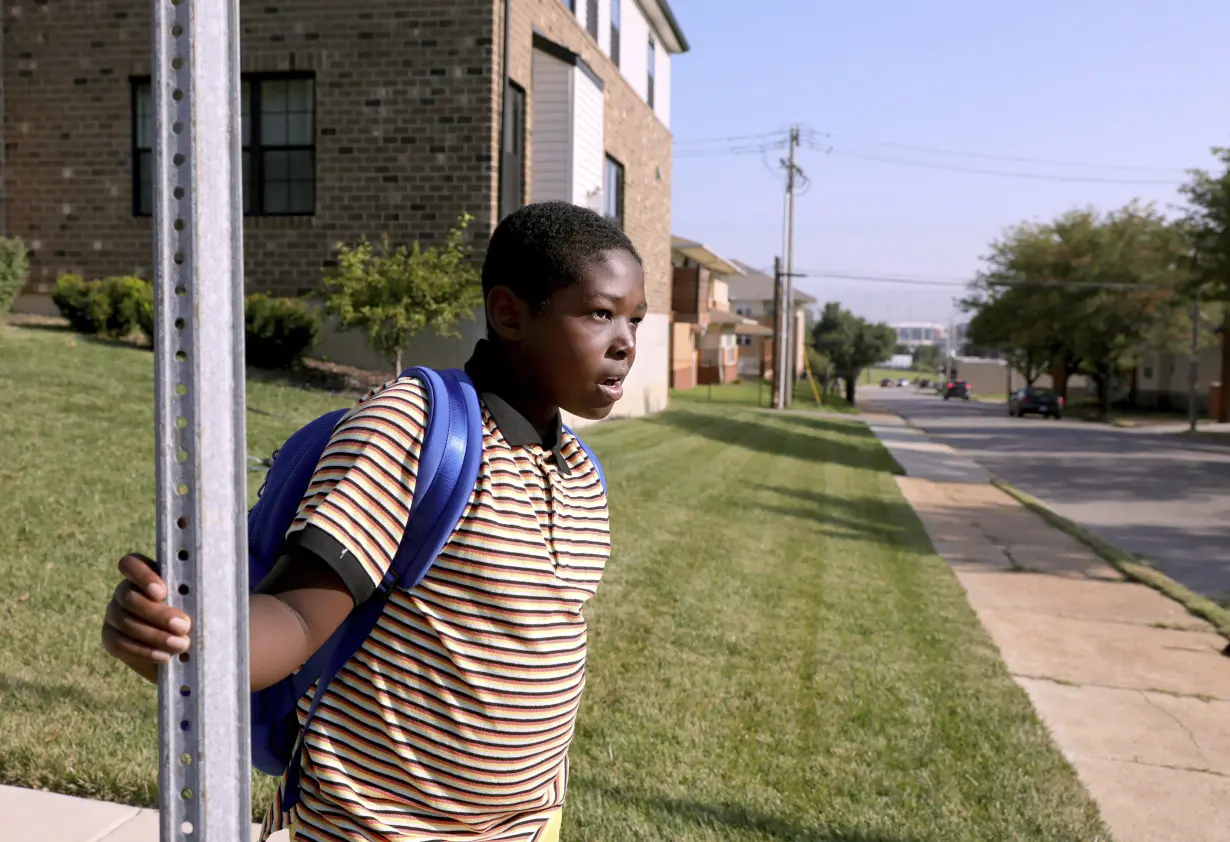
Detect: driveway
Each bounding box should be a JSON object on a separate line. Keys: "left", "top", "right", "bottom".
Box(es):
{"left": 867, "top": 388, "right": 1230, "bottom": 598}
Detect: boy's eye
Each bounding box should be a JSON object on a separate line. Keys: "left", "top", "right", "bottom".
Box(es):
{"left": 591, "top": 310, "right": 613, "bottom": 321}
{"left": 631, "top": 316, "right": 643, "bottom": 327}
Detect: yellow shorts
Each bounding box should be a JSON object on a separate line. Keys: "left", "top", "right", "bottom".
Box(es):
{"left": 287, "top": 810, "right": 562, "bottom": 841}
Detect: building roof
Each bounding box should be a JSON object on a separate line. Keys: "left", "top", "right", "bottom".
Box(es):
{"left": 645, "top": 0, "right": 690, "bottom": 53}
{"left": 706, "top": 308, "right": 774, "bottom": 335}
{"left": 725, "top": 260, "right": 817, "bottom": 306}
{"left": 671, "top": 235, "right": 743, "bottom": 276}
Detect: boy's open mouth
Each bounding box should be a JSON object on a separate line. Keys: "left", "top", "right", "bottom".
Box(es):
{"left": 598, "top": 377, "right": 625, "bottom": 401}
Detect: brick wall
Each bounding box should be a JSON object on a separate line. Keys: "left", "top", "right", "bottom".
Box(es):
{"left": 4, "top": 0, "right": 499, "bottom": 295}
{"left": 503, "top": 0, "right": 673, "bottom": 316}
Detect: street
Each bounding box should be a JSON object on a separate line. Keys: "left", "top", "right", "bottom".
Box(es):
{"left": 867, "top": 387, "right": 1230, "bottom": 599}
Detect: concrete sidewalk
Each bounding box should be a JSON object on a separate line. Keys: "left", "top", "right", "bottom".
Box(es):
{"left": 0, "top": 785, "right": 274, "bottom": 841}
{"left": 864, "top": 409, "right": 1230, "bottom": 842}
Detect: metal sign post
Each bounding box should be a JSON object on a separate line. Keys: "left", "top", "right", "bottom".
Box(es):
{"left": 152, "top": 0, "right": 251, "bottom": 838}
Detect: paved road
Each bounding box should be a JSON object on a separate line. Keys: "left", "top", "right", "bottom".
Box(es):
{"left": 866, "top": 388, "right": 1230, "bottom": 599}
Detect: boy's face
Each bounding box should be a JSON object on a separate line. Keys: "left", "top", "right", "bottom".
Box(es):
{"left": 515, "top": 249, "right": 648, "bottom": 422}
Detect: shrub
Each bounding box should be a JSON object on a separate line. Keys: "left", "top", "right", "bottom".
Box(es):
{"left": 52, "top": 274, "right": 153, "bottom": 339}
{"left": 0, "top": 236, "right": 29, "bottom": 314}
{"left": 244, "top": 293, "right": 320, "bottom": 370}
{"left": 323, "top": 213, "right": 482, "bottom": 374}
{"left": 52, "top": 274, "right": 106, "bottom": 334}
{"left": 96, "top": 276, "right": 152, "bottom": 339}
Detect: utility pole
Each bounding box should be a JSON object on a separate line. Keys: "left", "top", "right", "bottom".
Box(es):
{"left": 772, "top": 256, "right": 784, "bottom": 409}
{"left": 779, "top": 127, "right": 802, "bottom": 405}
{"left": 1189, "top": 289, "right": 1201, "bottom": 433}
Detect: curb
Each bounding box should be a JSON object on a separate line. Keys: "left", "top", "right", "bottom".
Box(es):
{"left": 992, "top": 479, "right": 1230, "bottom": 643}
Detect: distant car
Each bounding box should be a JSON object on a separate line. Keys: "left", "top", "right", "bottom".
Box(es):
{"left": 943, "top": 380, "right": 970, "bottom": 400}
{"left": 897, "top": 378, "right": 910, "bottom": 388}
{"left": 880, "top": 378, "right": 895, "bottom": 388}
{"left": 1009, "top": 386, "right": 1064, "bottom": 419}
{"left": 919, "top": 378, "right": 932, "bottom": 389}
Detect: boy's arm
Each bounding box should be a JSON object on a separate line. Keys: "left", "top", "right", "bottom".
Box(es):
{"left": 249, "top": 551, "right": 355, "bottom": 692}
{"left": 102, "top": 377, "right": 430, "bottom": 688}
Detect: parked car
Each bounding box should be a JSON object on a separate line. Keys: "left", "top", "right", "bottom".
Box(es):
{"left": 943, "top": 380, "right": 970, "bottom": 400}
{"left": 1009, "top": 386, "right": 1064, "bottom": 419}
{"left": 880, "top": 378, "right": 895, "bottom": 388}
{"left": 897, "top": 378, "right": 911, "bottom": 388}
{"left": 919, "top": 378, "right": 932, "bottom": 389}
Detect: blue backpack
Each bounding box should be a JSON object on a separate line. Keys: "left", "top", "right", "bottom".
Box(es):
{"left": 245, "top": 367, "right": 606, "bottom": 809}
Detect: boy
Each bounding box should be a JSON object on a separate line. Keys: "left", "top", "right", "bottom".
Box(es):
{"left": 100, "top": 201, "right": 647, "bottom": 841}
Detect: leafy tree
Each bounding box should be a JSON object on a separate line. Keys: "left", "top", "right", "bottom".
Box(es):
{"left": 323, "top": 214, "right": 483, "bottom": 374}
{"left": 1180, "top": 148, "right": 1230, "bottom": 421}
{"left": 964, "top": 204, "right": 1188, "bottom": 416}
{"left": 912, "top": 343, "right": 945, "bottom": 373}
{"left": 811, "top": 302, "right": 897, "bottom": 406}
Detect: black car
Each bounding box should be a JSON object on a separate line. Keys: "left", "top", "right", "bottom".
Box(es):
{"left": 1009, "top": 386, "right": 1064, "bottom": 419}
{"left": 943, "top": 380, "right": 970, "bottom": 400}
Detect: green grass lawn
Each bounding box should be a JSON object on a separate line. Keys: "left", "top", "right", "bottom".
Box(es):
{"left": 671, "top": 380, "right": 858, "bottom": 414}
{"left": 0, "top": 324, "right": 1107, "bottom": 840}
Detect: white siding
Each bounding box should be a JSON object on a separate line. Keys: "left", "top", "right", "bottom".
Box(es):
{"left": 530, "top": 49, "right": 573, "bottom": 203}
{"left": 621, "top": 1, "right": 650, "bottom": 101}
{"left": 597, "top": 0, "right": 612, "bottom": 56}
{"left": 571, "top": 67, "right": 605, "bottom": 211}
{"left": 653, "top": 36, "right": 671, "bottom": 128}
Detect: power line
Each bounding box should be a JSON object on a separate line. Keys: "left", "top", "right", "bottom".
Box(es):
{"left": 796, "top": 271, "right": 972, "bottom": 288}
{"left": 674, "top": 140, "right": 786, "bottom": 159}
{"left": 801, "top": 129, "right": 1188, "bottom": 174}
{"left": 672, "top": 129, "right": 791, "bottom": 148}
{"left": 673, "top": 127, "right": 1189, "bottom": 184}
{"left": 812, "top": 145, "right": 1182, "bottom": 186}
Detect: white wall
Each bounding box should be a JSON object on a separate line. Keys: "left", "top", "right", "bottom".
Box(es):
{"left": 652, "top": 27, "right": 671, "bottom": 128}
{"left": 620, "top": 1, "right": 649, "bottom": 102}
{"left": 530, "top": 49, "right": 573, "bottom": 203}
{"left": 571, "top": 67, "right": 605, "bottom": 211}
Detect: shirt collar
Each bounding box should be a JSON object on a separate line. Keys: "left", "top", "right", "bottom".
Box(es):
{"left": 464, "top": 340, "right": 570, "bottom": 473}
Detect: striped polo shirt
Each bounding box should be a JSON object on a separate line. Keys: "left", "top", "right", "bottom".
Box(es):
{"left": 260, "top": 342, "right": 610, "bottom": 842}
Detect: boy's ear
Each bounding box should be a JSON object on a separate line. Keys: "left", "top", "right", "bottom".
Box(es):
{"left": 485, "top": 286, "right": 531, "bottom": 342}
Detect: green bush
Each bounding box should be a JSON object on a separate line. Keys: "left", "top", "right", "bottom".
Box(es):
{"left": 0, "top": 236, "right": 29, "bottom": 314}
{"left": 96, "top": 276, "right": 151, "bottom": 339}
{"left": 244, "top": 292, "right": 320, "bottom": 370}
{"left": 52, "top": 274, "right": 152, "bottom": 339}
{"left": 52, "top": 274, "right": 106, "bottom": 334}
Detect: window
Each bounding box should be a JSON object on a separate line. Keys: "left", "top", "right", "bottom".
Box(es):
{"left": 603, "top": 155, "right": 625, "bottom": 229}
{"left": 132, "top": 83, "right": 154, "bottom": 216}
{"left": 132, "top": 73, "right": 316, "bottom": 216}
{"left": 586, "top": 0, "right": 598, "bottom": 38}
{"left": 610, "top": 0, "right": 621, "bottom": 65}
{"left": 499, "top": 82, "right": 526, "bottom": 221}
{"left": 647, "top": 37, "right": 656, "bottom": 108}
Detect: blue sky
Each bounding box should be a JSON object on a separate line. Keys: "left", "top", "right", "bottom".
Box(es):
{"left": 666, "top": 0, "right": 1230, "bottom": 325}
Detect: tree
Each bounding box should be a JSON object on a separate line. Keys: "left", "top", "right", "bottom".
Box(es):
{"left": 964, "top": 204, "right": 1189, "bottom": 417}
{"left": 912, "top": 343, "right": 945, "bottom": 373}
{"left": 1181, "top": 148, "right": 1230, "bottom": 422}
{"left": 323, "top": 214, "right": 483, "bottom": 374}
{"left": 811, "top": 302, "right": 897, "bottom": 406}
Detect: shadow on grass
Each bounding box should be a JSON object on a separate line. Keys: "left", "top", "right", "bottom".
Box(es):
{"left": 752, "top": 484, "right": 932, "bottom": 555}
{"left": 0, "top": 672, "right": 129, "bottom": 713}
{"left": 573, "top": 780, "right": 919, "bottom": 841}
{"left": 651, "top": 409, "right": 902, "bottom": 475}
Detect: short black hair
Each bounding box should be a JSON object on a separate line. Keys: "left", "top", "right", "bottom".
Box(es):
{"left": 482, "top": 201, "right": 642, "bottom": 318}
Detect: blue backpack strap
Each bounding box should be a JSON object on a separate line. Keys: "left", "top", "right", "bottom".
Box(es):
{"left": 281, "top": 367, "right": 483, "bottom": 811}
{"left": 565, "top": 425, "right": 607, "bottom": 493}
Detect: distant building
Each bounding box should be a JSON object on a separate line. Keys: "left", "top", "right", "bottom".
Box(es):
{"left": 890, "top": 321, "right": 947, "bottom": 349}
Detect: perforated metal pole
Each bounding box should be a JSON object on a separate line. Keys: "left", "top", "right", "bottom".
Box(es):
{"left": 152, "top": 0, "right": 251, "bottom": 838}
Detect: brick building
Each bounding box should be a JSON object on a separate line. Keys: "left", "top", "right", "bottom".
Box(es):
{"left": 2, "top": 0, "right": 688, "bottom": 420}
